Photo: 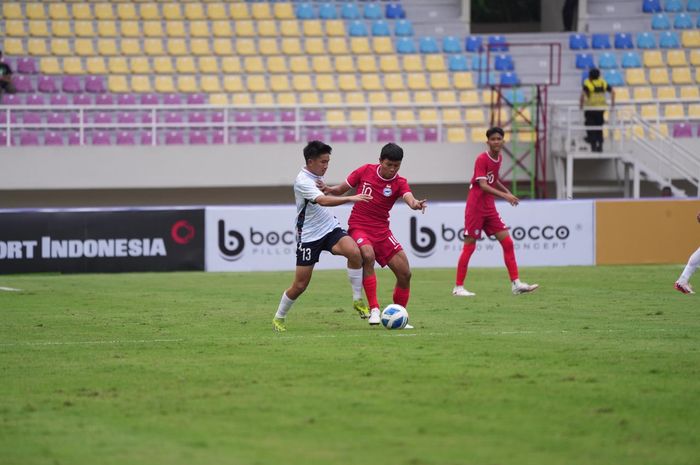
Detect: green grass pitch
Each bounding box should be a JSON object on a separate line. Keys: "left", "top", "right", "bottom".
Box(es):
{"left": 0, "top": 265, "right": 698, "bottom": 465}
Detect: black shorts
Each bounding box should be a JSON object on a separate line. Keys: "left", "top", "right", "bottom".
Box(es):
{"left": 296, "top": 227, "right": 348, "bottom": 266}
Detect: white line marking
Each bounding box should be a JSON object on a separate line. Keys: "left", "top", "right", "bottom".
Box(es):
{"left": 0, "top": 338, "right": 184, "bottom": 347}
{"left": 0, "top": 287, "right": 22, "bottom": 292}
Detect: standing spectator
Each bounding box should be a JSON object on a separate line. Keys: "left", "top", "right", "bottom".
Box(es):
{"left": 0, "top": 50, "right": 16, "bottom": 102}
{"left": 562, "top": 0, "right": 578, "bottom": 31}
{"left": 580, "top": 68, "right": 614, "bottom": 153}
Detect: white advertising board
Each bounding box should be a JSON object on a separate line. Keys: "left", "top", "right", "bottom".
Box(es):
{"left": 205, "top": 200, "right": 595, "bottom": 272}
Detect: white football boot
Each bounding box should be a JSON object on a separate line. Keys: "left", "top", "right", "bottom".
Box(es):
{"left": 512, "top": 281, "right": 539, "bottom": 295}
{"left": 674, "top": 281, "right": 695, "bottom": 294}
{"left": 452, "top": 286, "right": 476, "bottom": 297}
{"left": 368, "top": 308, "right": 381, "bottom": 325}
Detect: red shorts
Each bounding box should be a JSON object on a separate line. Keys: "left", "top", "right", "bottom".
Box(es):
{"left": 348, "top": 227, "right": 402, "bottom": 267}
{"left": 464, "top": 210, "right": 508, "bottom": 240}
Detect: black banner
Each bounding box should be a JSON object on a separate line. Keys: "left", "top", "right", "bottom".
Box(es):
{"left": 0, "top": 209, "right": 205, "bottom": 274}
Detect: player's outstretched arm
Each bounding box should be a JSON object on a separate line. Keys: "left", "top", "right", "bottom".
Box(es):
{"left": 316, "top": 180, "right": 352, "bottom": 196}
{"left": 479, "top": 179, "right": 519, "bottom": 206}
{"left": 315, "top": 193, "right": 372, "bottom": 207}
{"left": 403, "top": 193, "right": 427, "bottom": 213}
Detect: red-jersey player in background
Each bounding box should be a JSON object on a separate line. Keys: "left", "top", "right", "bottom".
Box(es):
{"left": 320, "top": 143, "right": 427, "bottom": 326}
{"left": 453, "top": 127, "right": 539, "bottom": 297}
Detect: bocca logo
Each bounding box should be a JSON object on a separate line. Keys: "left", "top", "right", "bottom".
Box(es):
{"left": 171, "top": 220, "right": 196, "bottom": 245}
{"left": 217, "top": 219, "right": 296, "bottom": 261}
{"left": 218, "top": 219, "right": 245, "bottom": 261}
{"left": 409, "top": 217, "right": 437, "bottom": 257}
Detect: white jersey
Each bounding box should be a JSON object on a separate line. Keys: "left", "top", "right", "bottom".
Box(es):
{"left": 294, "top": 167, "right": 342, "bottom": 243}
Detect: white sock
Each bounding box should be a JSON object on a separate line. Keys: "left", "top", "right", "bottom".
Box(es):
{"left": 347, "top": 267, "right": 363, "bottom": 300}
{"left": 679, "top": 246, "right": 700, "bottom": 283}
{"left": 512, "top": 279, "right": 522, "bottom": 287}
{"left": 275, "top": 292, "right": 295, "bottom": 319}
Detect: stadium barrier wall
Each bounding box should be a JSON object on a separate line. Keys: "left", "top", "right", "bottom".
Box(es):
{"left": 595, "top": 199, "right": 700, "bottom": 265}
{"left": 0, "top": 208, "right": 205, "bottom": 274}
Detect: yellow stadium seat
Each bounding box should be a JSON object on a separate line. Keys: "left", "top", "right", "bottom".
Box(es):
{"left": 26, "top": 3, "right": 46, "bottom": 20}
{"left": 258, "top": 20, "right": 277, "bottom": 37}
{"left": 688, "top": 104, "right": 700, "bottom": 118}
{"left": 656, "top": 86, "right": 677, "bottom": 100}
{"left": 436, "top": 90, "right": 457, "bottom": 104}
{"left": 49, "top": 3, "right": 70, "bottom": 20}
{"left": 131, "top": 76, "right": 152, "bottom": 93}
{"left": 414, "top": 91, "right": 434, "bottom": 103}
{"left": 695, "top": 69, "right": 700, "bottom": 84}
{"left": 430, "top": 73, "right": 450, "bottom": 90}
{"left": 94, "top": 4, "right": 114, "bottom": 20}
{"left": 402, "top": 55, "right": 423, "bottom": 72}
{"left": 691, "top": 50, "right": 700, "bottom": 66}
{"left": 294, "top": 92, "right": 315, "bottom": 104}
{"left": 390, "top": 91, "right": 410, "bottom": 104}
{"left": 198, "top": 56, "right": 219, "bottom": 74}
{"left": 625, "top": 69, "right": 647, "bottom": 85}
{"left": 280, "top": 20, "right": 301, "bottom": 37}
{"left": 453, "top": 72, "right": 475, "bottom": 89}
{"left": 327, "top": 110, "right": 347, "bottom": 125}
{"left": 210, "top": 93, "right": 229, "bottom": 106}
{"left": 447, "top": 127, "right": 468, "bottom": 143}
{"left": 380, "top": 56, "right": 400, "bottom": 73}
{"left": 312, "top": 57, "right": 333, "bottom": 73}
{"left": 425, "top": 55, "right": 446, "bottom": 72}
{"left": 357, "top": 56, "right": 378, "bottom": 73}
{"left": 346, "top": 92, "right": 366, "bottom": 104}
{"left": 190, "top": 39, "right": 211, "bottom": 56}
{"left": 119, "top": 21, "right": 139, "bottom": 38}
{"left": 419, "top": 109, "right": 438, "bottom": 123}
{"left": 465, "top": 108, "right": 486, "bottom": 124}
{"left": 63, "top": 57, "right": 83, "bottom": 75}
{"left": 305, "top": 38, "right": 326, "bottom": 55}
{"left": 664, "top": 104, "right": 684, "bottom": 119}
{"left": 640, "top": 104, "right": 659, "bottom": 119}
{"left": 251, "top": 3, "right": 272, "bottom": 19}
{"left": 144, "top": 39, "right": 165, "bottom": 56}
{"left": 139, "top": 3, "right": 160, "bottom": 20}
{"left": 372, "top": 38, "right": 393, "bottom": 54}
{"left": 40, "top": 57, "right": 60, "bottom": 74}
{"left": 666, "top": 50, "right": 688, "bottom": 67}
{"left": 153, "top": 57, "right": 174, "bottom": 74}
{"left": 96, "top": 39, "right": 118, "bottom": 56}
{"left": 163, "top": 4, "right": 183, "bottom": 20}
{"left": 29, "top": 21, "right": 49, "bottom": 37}
{"left": 471, "top": 127, "right": 489, "bottom": 142}
{"left": 338, "top": 75, "right": 359, "bottom": 91}
{"left": 177, "top": 76, "right": 198, "bottom": 93}
{"left": 52, "top": 21, "right": 72, "bottom": 38}
{"left": 244, "top": 57, "right": 264, "bottom": 73}
{"left": 213, "top": 39, "right": 233, "bottom": 56}
{"left": 361, "top": 74, "right": 382, "bottom": 91}
{"left": 166, "top": 21, "right": 186, "bottom": 38}
{"left": 176, "top": 57, "right": 196, "bottom": 74}
{"left": 74, "top": 21, "right": 95, "bottom": 37}
{"left": 325, "top": 20, "right": 346, "bottom": 37}
{"left": 322, "top": 92, "right": 343, "bottom": 104}
{"left": 671, "top": 67, "right": 692, "bottom": 85}
{"left": 292, "top": 75, "right": 313, "bottom": 92}
{"left": 316, "top": 75, "right": 337, "bottom": 91}
{"left": 278, "top": 92, "right": 297, "bottom": 105}
{"left": 442, "top": 109, "right": 463, "bottom": 124}
{"left": 235, "top": 20, "right": 255, "bottom": 37}
{"left": 633, "top": 87, "right": 653, "bottom": 100}
{"left": 303, "top": 21, "right": 324, "bottom": 37}
{"left": 282, "top": 38, "right": 303, "bottom": 55}
{"left": 274, "top": 3, "right": 295, "bottom": 20}
{"left": 72, "top": 39, "right": 94, "bottom": 56}
{"left": 396, "top": 109, "right": 416, "bottom": 124}
{"left": 350, "top": 38, "right": 371, "bottom": 54}
{"left": 270, "top": 75, "right": 291, "bottom": 92}
{"left": 649, "top": 68, "right": 670, "bottom": 85}
{"left": 155, "top": 76, "right": 176, "bottom": 93}
{"left": 482, "top": 90, "right": 498, "bottom": 104}
{"left": 681, "top": 30, "right": 700, "bottom": 48}
{"left": 231, "top": 94, "right": 252, "bottom": 105}
{"left": 268, "top": 56, "right": 288, "bottom": 74}
{"left": 221, "top": 57, "right": 241, "bottom": 73}
{"left": 349, "top": 110, "right": 368, "bottom": 125}
{"left": 72, "top": 4, "right": 92, "bottom": 20}
{"left": 254, "top": 93, "right": 275, "bottom": 105}
{"left": 120, "top": 39, "right": 141, "bottom": 56}
{"left": 328, "top": 38, "right": 349, "bottom": 55}
{"left": 212, "top": 21, "right": 232, "bottom": 37}
{"left": 97, "top": 21, "right": 118, "bottom": 37}
{"left": 184, "top": 3, "right": 205, "bottom": 20}
{"left": 207, "top": 3, "right": 228, "bottom": 20}
{"left": 246, "top": 75, "right": 268, "bottom": 93}
{"left": 384, "top": 74, "right": 405, "bottom": 91}
{"left": 86, "top": 57, "right": 107, "bottom": 74}
{"left": 3, "top": 39, "right": 25, "bottom": 56}
{"left": 614, "top": 87, "right": 630, "bottom": 103}
{"left": 366, "top": 91, "right": 387, "bottom": 104}
{"left": 680, "top": 86, "right": 699, "bottom": 100}
{"left": 130, "top": 57, "right": 151, "bottom": 74}
{"left": 258, "top": 39, "right": 279, "bottom": 56}
{"left": 108, "top": 76, "right": 128, "bottom": 93}
{"left": 108, "top": 57, "right": 129, "bottom": 74}
{"left": 372, "top": 109, "right": 392, "bottom": 124}
{"left": 230, "top": 3, "right": 250, "bottom": 20}
{"left": 2, "top": 3, "right": 23, "bottom": 20}
{"left": 334, "top": 56, "right": 355, "bottom": 73}
{"left": 643, "top": 51, "right": 664, "bottom": 67}
{"left": 290, "top": 56, "right": 310, "bottom": 73}
{"left": 459, "top": 90, "right": 480, "bottom": 104}
{"left": 223, "top": 76, "right": 244, "bottom": 93}
{"left": 407, "top": 73, "right": 428, "bottom": 90}
{"left": 116, "top": 4, "right": 137, "bottom": 20}
{"left": 190, "top": 21, "right": 210, "bottom": 38}
{"left": 236, "top": 39, "right": 257, "bottom": 56}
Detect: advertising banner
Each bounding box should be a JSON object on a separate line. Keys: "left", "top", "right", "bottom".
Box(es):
{"left": 0, "top": 209, "right": 205, "bottom": 274}
{"left": 206, "top": 201, "right": 595, "bottom": 271}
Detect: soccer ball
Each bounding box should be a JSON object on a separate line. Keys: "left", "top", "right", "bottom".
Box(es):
{"left": 380, "top": 304, "right": 409, "bottom": 330}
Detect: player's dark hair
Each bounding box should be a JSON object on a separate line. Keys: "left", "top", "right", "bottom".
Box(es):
{"left": 588, "top": 68, "right": 601, "bottom": 80}
{"left": 303, "top": 140, "right": 332, "bottom": 162}
{"left": 486, "top": 127, "right": 504, "bottom": 138}
{"left": 379, "top": 143, "right": 403, "bottom": 161}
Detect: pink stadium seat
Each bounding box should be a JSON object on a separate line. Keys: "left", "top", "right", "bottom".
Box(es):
{"left": 116, "top": 112, "right": 137, "bottom": 124}
{"left": 68, "top": 131, "right": 82, "bottom": 145}
{"left": 95, "top": 94, "right": 115, "bottom": 105}
{"left": 163, "top": 94, "right": 182, "bottom": 105}
{"left": 329, "top": 128, "right": 349, "bottom": 142}
{"left": 423, "top": 127, "right": 438, "bottom": 142}
{"left": 0, "top": 131, "right": 7, "bottom": 146}
{"left": 20, "top": 131, "right": 40, "bottom": 146}
{"left": 13, "top": 75, "right": 34, "bottom": 93}
{"left": 92, "top": 112, "right": 112, "bottom": 124}
{"left": 91, "top": 131, "right": 111, "bottom": 145}
{"left": 85, "top": 76, "right": 106, "bottom": 94}
{"left": 283, "top": 128, "right": 298, "bottom": 143}
{"left": 140, "top": 131, "right": 155, "bottom": 145}
{"left": 25, "top": 94, "right": 45, "bottom": 106}
{"left": 22, "top": 112, "right": 42, "bottom": 124}
{"left": 377, "top": 127, "right": 396, "bottom": 142}
{"left": 305, "top": 129, "right": 325, "bottom": 141}
{"left": 44, "top": 131, "right": 64, "bottom": 146}
{"left": 354, "top": 128, "right": 369, "bottom": 142}
{"left": 72, "top": 94, "right": 92, "bottom": 105}
{"left": 259, "top": 129, "right": 278, "bottom": 143}
{"left": 140, "top": 94, "right": 159, "bottom": 105}
{"left": 186, "top": 94, "right": 206, "bottom": 105}
{"left": 116, "top": 131, "right": 136, "bottom": 145}
{"left": 257, "top": 111, "right": 276, "bottom": 123}
{"left": 47, "top": 112, "right": 66, "bottom": 124}
{"left": 188, "top": 112, "right": 207, "bottom": 124}
{"left": 50, "top": 94, "right": 69, "bottom": 105}
{"left": 165, "top": 130, "right": 185, "bottom": 145}
{"left": 117, "top": 94, "right": 137, "bottom": 105}
{"left": 236, "top": 129, "right": 255, "bottom": 143}
{"left": 62, "top": 76, "right": 83, "bottom": 93}
{"left": 672, "top": 122, "right": 693, "bottom": 138}
{"left": 235, "top": 112, "right": 253, "bottom": 123}
{"left": 164, "top": 111, "right": 184, "bottom": 123}
{"left": 280, "top": 110, "right": 296, "bottom": 124}
{"left": 38, "top": 76, "right": 58, "bottom": 93}
{"left": 400, "top": 127, "right": 420, "bottom": 142}
{"left": 212, "top": 130, "right": 226, "bottom": 144}
{"left": 16, "top": 58, "right": 38, "bottom": 74}
{"left": 1, "top": 94, "right": 21, "bottom": 105}
{"left": 189, "top": 130, "right": 208, "bottom": 144}
{"left": 211, "top": 111, "right": 225, "bottom": 123}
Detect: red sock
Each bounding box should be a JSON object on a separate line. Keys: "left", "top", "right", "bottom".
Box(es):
{"left": 455, "top": 242, "right": 476, "bottom": 286}
{"left": 393, "top": 286, "right": 410, "bottom": 307}
{"left": 500, "top": 236, "right": 519, "bottom": 281}
{"left": 363, "top": 274, "right": 379, "bottom": 309}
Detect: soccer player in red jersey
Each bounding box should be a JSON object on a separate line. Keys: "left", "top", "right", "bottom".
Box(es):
{"left": 453, "top": 127, "right": 539, "bottom": 297}
{"left": 320, "top": 143, "right": 427, "bottom": 325}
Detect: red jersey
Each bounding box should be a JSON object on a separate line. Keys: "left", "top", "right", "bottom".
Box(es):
{"left": 346, "top": 163, "right": 411, "bottom": 230}
{"left": 466, "top": 151, "right": 502, "bottom": 215}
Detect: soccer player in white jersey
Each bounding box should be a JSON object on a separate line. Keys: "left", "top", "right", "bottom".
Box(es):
{"left": 674, "top": 210, "right": 700, "bottom": 295}
{"left": 273, "top": 141, "right": 373, "bottom": 331}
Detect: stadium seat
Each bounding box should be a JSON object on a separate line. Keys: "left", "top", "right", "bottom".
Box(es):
{"left": 576, "top": 53, "right": 595, "bottom": 69}
{"left": 664, "top": 0, "right": 683, "bottom": 12}
{"left": 349, "top": 21, "right": 369, "bottom": 37}
{"left": 372, "top": 20, "right": 391, "bottom": 37}
{"left": 363, "top": 3, "right": 382, "bottom": 19}
{"left": 643, "top": 50, "right": 664, "bottom": 67}
{"left": 649, "top": 68, "right": 670, "bottom": 84}
{"left": 666, "top": 50, "right": 688, "bottom": 66}
{"left": 341, "top": 3, "right": 361, "bottom": 19}
{"left": 673, "top": 13, "right": 694, "bottom": 29}
{"left": 319, "top": 3, "right": 338, "bottom": 19}
{"left": 688, "top": 0, "right": 700, "bottom": 11}
{"left": 419, "top": 37, "right": 440, "bottom": 54}
{"left": 38, "top": 75, "right": 58, "bottom": 93}
{"left": 448, "top": 55, "right": 470, "bottom": 71}
{"left": 626, "top": 68, "right": 648, "bottom": 85}
{"left": 569, "top": 34, "right": 588, "bottom": 50}
{"left": 17, "top": 58, "right": 38, "bottom": 75}
{"left": 591, "top": 34, "right": 612, "bottom": 49}
{"left": 397, "top": 38, "right": 417, "bottom": 54}
{"left": 636, "top": 32, "right": 657, "bottom": 49}
{"left": 442, "top": 36, "right": 462, "bottom": 54}
{"left": 394, "top": 20, "right": 414, "bottom": 37}
{"left": 643, "top": 0, "right": 663, "bottom": 12}
{"left": 466, "top": 36, "right": 483, "bottom": 52}
{"left": 386, "top": 3, "right": 406, "bottom": 19}
{"left": 495, "top": 54, "right": 515, "bottom": 71}
{"left": 651, "top": 13, "right": 671, "bottom": 30}
{"left": 400, "top": 128, "right": 420, "bottom": 143}
{"left": 664, "top": 104, "right": 685, "bottom": 119}
{"left": 500, "top": 72, "right": 520, "bottom": 86}
{"left": 295, "top": 3, "right": 315, "bottom": 20}
{"left": 85, "top": 76, "right": 106, "bottom": 93}
{"left": 614, "top": 33, "right": 634, "bottom": 49}
{"left": 633, "top": 87, "right": 653, "bottom": 100}
{"left": 604, "top": 69, "right": 625, "bottom": 86}
{"left": 671, "top": 67, "right": 693, "bottom": 84}
{"left": 672, "top": 122, "right": 693, "bottom": 137}
{"left": 680, "top": 86, "right": 700, "bottom": 99}
{"left": 13, "top": 76, "right": 34, "bottom": 93}
{"left": 598, "top": 52, "right": 618, "bottom": 69}
{"left": 659, "top": 31, "right": 680, "bottom": 48}
{"left": 621, "top": 51, "right": 642, "bottom": 68}
{"left": 488, "top": 35, "right": 508, "bottom": 52}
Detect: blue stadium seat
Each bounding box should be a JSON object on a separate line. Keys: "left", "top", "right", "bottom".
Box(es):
{"left": 394, "top": 19, "right": 414, "bottom": 37}
{"left": 349, "top": 20, "right": 369, "bottom": 37}
{"left": 569, "top": 33, "right": 589, "bottom": 50}
{"left": 341, "top": 3, "right": 361, "bottom": 20}
{"left": 659, "top": 31, "right": 681, "bottom": 47}
{"left": 385, "top": 3, "right": 406, "bottom": 19}
{"left": 419, "top": 36, "right": 440, "bottom": 53}
{"left": 318, "top": 3, "right": 337, "bottom": 20}
{"left": 603, "top": 69, "right": 625, "bottom": 86}
{"left": 396, "top": 37, "right": 416, "bottom": 54}
{"left": 499, "top": 72, "right": 520, "bottom": 86}
{"left": 442, "top": 36, "right": 462, "bottom": 53}
{"left": 295, "top": 3, "right": 315, "bottom": 20}
{"left": 363, "top": 3, "right": 382, "bottom": 20}
{"left": 488, "top": 35, "right": 508, "bottom": 51}
{"left": 636, "top": 32, "right": 657, "bottom": 48}
{"left": 621, "top": 51, "right": 642, "bottom": 67}
{"left": 591, "top": 34, "right": 611, "bottom": 49}
{"left": 495, "top": 54, "right": 514, "bottom": 70}
{"left": 664, "top": 0, "right": 683, "bottom": 12}
{"left": 614, "top": 32, "right": 634, "bottom": 49}
{"left": 448, "top": 55, "right": 470, "bottom": 71}
{"left": 598, "top": 52, "right": 618, "bottom": 68}
{"left": 504, "top": 88, "right": 526, "bottom": 104}
{"left": 673, "top": 13, "right": 694, "bottom": 28}
{"left": 466, "top": 36, "right": 483, "bottom": 52}
{"left": 651, "top": 13, "right": 671, "bottom": 29}
{"left": 576, "top": 53, "right": 595, "bottom": 69}
{"left": 643, "top": 0, "right": 663, "bottom": 12}
{"left": 688, "top": 0, "right": 700, "bottom": 12}
{"left": 478, "top": 71, "right": 498, "bottom": 86}
{"left": 371, "top": 20, "right": 391, "bottom": 36}
{"left": 472, "top": 54, "right": 488, "bottom": 70}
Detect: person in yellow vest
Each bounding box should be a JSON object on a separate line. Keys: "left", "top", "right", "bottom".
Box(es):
{"left": 579, "top": 68, "right": 614, "bottom": 152}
